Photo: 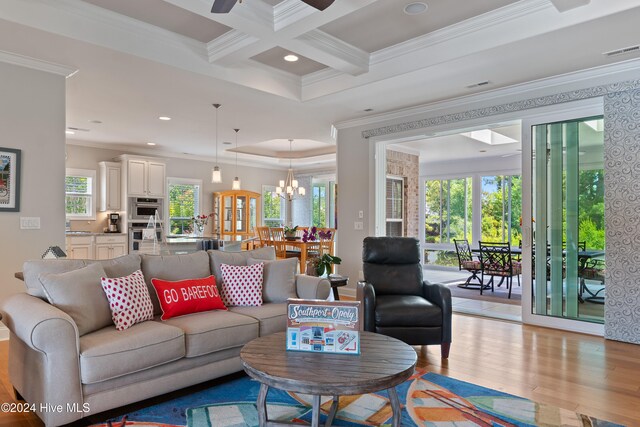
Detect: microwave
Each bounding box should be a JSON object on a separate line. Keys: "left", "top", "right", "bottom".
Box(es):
{"left": 130, "top": 197, "right": 162, "bottom": 220}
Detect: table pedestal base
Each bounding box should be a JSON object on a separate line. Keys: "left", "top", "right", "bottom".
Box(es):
{"left": 256, "top": 383, "right": 402, "bottom": 427}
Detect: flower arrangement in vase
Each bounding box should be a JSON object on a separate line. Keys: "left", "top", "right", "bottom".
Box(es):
{"left": 192, "top": 213, "right": 213, "bottom": 236}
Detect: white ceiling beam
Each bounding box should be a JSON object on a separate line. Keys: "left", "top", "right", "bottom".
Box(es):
{"left": 169, "top": 0, "right": 376, "bottom": 74}
{"left": 549, "top": 0, "right": 591, "bottom": 12}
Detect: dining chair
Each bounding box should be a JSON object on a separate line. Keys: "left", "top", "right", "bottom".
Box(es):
{"left": 256, "top": 226, "right": 271, "bottom": 248}
{"left": 269, "top": 227, "right": 287, "bottom": 258}
{"left": 478, "top": 241, "right": 521, "bottom": 298}
{"left": 318, "top": 227, "right": 336, "bottom": 256}
{"left": 453, "top": 239, "right": 483, "bottom": 288}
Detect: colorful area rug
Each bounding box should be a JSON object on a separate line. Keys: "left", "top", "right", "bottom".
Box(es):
{"left": 91, "top": 371, "right": 622, "bottom": 427}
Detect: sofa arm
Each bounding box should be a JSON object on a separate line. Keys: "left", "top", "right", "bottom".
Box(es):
{"left": 0, "top": 293, "right": 83, "bottom": 426}
{"left": 360, "top": 281, "right": 376, "bottom": 332}
{"left": 422, "top": 280, "right": 452, "bottom": 343}
{"left": 295, "top": 274, "right": 331, "bottom": 300}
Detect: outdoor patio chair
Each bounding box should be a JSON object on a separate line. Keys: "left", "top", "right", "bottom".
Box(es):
{"left": 478, "top": 241, "right": 521, "bottom": 299}
{"left": 578, "top": 255, "right": 605, "bottom": 304}
{"left": 453, "top": 239, "right": 483, "bottom": 288}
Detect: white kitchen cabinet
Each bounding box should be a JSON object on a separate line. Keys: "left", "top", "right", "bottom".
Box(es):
{"left": 66, "top": 234, "right": 127, "bottom": 260}
{"left": 95, "top": 234, "right": 127, "bottom": 260}
{"left": 99, "top": 161, "right": 121, "bottom": 211}
{"left": 126, "top": 158, "right": 166, "bottom": 197}
{"left": 66, "top": 235, "right": 94, "bottom": 259}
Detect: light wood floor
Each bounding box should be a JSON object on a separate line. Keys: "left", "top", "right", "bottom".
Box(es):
{"left": 0, "top": 314, "right": 639, "bottom": 427}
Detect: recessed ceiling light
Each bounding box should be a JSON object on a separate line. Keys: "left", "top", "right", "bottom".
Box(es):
{"left": 65, "top": 130, "right": 75, "bottom": 135}
{"left": 284, "top": 54, "right": 299, "bottom": 62}
{"left": 89, "top": 120, "right": 102, "bottom": 124}
{"left": 404, "top": 2, "right": 428, "bottom": 15}
{"left": 479, "top": 150, "right": 487, "bottom": 153}
{"left": 223, "top": 141, "right": 232, "bottom": 145}
{"left": 158, "top": 116, "right": 171, "bottom": 121}
{"left": 147, "top": 142, "right": 156, "bottom": 146}
{"left": 364, "top": 108, "right": 374, "bottom": 112}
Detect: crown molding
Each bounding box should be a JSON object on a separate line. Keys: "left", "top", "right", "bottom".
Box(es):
{"left": 0, "top": 49, "right": 77, "bottom": 77}
{"left": 206, "top": 30, "right": 259, "bottom": 63}
{"left": 372, "top": 0, "right": 551, "bottom": 65}
{"left": 334, "top": 57, "right": 640, "bottom": 130}
{"left": 300, "top": 67, "right": 343, "bottom": 86}
{"left": 273, "top": 0, "right": 315, "bottom": 31}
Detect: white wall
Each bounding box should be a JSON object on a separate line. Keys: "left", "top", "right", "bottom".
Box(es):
{"left": 421, "top": 155, "right": 521, "bottom": 178}
{"left": 65, "top": 144, "right": 291, "bottom": 234}
{"left": 0, "top": 61, "right": 66, "bottom": 303}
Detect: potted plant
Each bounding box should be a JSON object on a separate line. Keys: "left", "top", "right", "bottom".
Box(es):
{"left": 307, "top": 253, "right": 342, "bottom": 277}
{"left": 283, "top": 225, "right": 298, "bottom": 239}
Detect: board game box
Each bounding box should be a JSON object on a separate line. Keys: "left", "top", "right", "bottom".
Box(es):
{"left": 286, "top": 299, "right": 360, "bottom": 355}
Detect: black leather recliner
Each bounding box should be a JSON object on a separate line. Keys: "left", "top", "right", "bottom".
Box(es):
{"left": 361, "top": 237, "right": 452, "bottom": 358}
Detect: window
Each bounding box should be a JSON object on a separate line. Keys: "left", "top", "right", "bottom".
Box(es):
{"left": 262, "top": 185, "right": 284, "bottom": 227}
{"left": 65, "top": 168, "right": 96, "bottom": 220}
{"left": 312, "top": 183, "right": 327, "bottom": 227}
{"left": 386, "top": 176, "right": 404, "bottom": 236}
{"left": 424, "top": 177, "right": 472, "bottom": 243}
{"left": 481, "top": 175, "right": 522, "bottom": 246}
{"left": 167, "top": 178, "right": 201, "bottom": 236}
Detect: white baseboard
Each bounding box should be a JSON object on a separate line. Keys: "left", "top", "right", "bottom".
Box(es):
{"left": 0, "top": 325, "right": 9, "bottom": 341}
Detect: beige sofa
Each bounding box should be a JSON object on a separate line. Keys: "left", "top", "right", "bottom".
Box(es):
{"left": 0, "top": 247, "right": 330, "bottom": 427}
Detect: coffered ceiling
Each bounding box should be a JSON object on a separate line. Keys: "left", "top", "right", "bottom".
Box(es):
{"left": 0, "top": 0, "right": 638, "bottom": 169}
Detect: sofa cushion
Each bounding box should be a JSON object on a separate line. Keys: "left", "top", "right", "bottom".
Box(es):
{"left": 38, "top": 263, "right": 113, "bottom": 336}
{"left": 90, "top": 253, "right": 142, "bottom": 279}
{"left": 101, "top": 270, "right": 155, "bottom": 331}
{"left": 220, "top": 263, "right": 264, "bottom": 307}
{"left": 208, "top": 246, "right": 275, "bottom": 287}
{"left": 79, "top": 321, "right": 185, "bottom": 384}
{"left": 23, "top": 259, "right": 87, "bottom": 299}
{"left": 151, "top": 275, "right": 227, "bottom": 320}
{"left": 162, "top": 310, "right": 258, "bottom": 358}
{"left": 229, "top": 303, "right": 288, "bottom": 336}
{"left": 248, "top": 257, "right": 297, "bottom": 303}
{"left": 141, "top": 251, "right": 212, "bottom": 315}
{"left": 375, "top": 295, "right": 442, "bottom": 327}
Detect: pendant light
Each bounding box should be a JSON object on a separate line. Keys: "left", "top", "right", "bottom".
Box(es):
{"left": 211, "top": 103, "right": 222, "bottom": 183}
{"left": 275, "top": 139, "right": 305, "bottom": 200}
{"left": 232, "top": 128, "right": 241, "bottom": 190}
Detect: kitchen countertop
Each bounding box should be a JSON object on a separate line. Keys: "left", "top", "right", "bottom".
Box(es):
{"left": 65, "top": 231, "right": 126, "bottom": 236}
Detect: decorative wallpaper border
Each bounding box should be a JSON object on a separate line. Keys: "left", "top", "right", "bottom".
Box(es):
{"left": 361, "top": 79, "right": 640, "bottom": 139}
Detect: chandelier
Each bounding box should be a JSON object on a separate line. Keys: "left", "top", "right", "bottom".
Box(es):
{"left": 276, "top": 139, "right": 306, "bottom": 200}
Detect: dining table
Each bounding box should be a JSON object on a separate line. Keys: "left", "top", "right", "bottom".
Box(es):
{"left": 277, "top": 238, "right": 320, "bottom": 273}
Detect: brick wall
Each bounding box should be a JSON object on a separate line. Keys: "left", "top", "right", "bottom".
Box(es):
{"left": 386, "top": 149, "right": 419, "bottom": 237}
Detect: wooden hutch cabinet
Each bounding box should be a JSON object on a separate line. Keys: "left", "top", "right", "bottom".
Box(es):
{"left": 212, "top": 190, "right": 261, "bottom": 239}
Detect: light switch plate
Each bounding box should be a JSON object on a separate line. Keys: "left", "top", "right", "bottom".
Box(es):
{"left": 358, "top": 210, "right": 364, "bottom": 218}
{"left": 354, "top": 221, "right": 363, "bottom": 230}
{"left": 20, "top": 217, "right": 41, "bottom": 229}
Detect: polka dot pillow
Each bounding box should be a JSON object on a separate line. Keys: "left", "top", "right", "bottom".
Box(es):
{"left": 100, "top": 270, "right": 154, "bottom": 331}
{"left": 220, "top": 262, "right": 264, "bottom": 307}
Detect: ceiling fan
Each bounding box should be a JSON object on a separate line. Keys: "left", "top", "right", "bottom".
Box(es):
{"left": 212, "top": 0, "right": 335, "bottom": 13}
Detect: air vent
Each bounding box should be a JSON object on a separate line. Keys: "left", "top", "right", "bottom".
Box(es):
{"left": 466, "top": 80, "right": 490, "bottom": 89}
{"left": 67, "top": 127, "right": 90, "bottom": 132}
{"left": 604, "top": 45, "right": 640, "bottom": 57}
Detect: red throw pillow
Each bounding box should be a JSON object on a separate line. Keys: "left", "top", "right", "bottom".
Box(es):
{"left": 100, "top": 270, "right": 154, "bottom": 331}
{"left": 151, "top": 275, "right": 227, "bottom": 320}
{"left": 220, "top": 263, "right": 264, "bottom": 307}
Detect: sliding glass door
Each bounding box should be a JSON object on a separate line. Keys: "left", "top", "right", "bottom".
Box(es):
{"left": 526, "top": 115, "right": 605, "bottom": 324}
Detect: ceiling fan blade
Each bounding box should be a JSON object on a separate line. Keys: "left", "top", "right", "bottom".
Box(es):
{"left": 211, "top": 0, "right": 237, "bottom": 13}
{"left": 300, "top": 0, "right": 335, "bottom": 11}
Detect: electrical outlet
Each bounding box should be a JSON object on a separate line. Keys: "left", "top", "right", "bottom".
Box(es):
{"left": 354, "top": 221, "right": 363, "bottom": 230}
{"left": 20, "top": 217, "right": 41, "bottom": 229}
{"left": 358, "top": 210, "right": 364, "bottom": 219}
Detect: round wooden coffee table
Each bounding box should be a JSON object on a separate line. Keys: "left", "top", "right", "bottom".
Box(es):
{"left": 240, "top": 331, "right": 417, "bottom": 427}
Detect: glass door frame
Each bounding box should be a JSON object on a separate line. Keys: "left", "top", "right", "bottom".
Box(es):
{"left": 521, "top": 99, "right": 604, "bottom": 335}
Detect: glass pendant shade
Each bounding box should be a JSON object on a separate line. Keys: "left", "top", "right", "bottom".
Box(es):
{"left": 211, "top": 166, "right": 222, "bottom": 183}
{"left": 232, "top": 177, "right": 241, "bottom": 190}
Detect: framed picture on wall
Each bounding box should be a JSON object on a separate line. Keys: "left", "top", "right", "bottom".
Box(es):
{"left": 0, "top": 147, "right": 21, "bottom": 212}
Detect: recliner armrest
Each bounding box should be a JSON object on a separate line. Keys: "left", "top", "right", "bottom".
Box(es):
{"left": 422, "top": 280, "right": 452, "bottom": 343}
{"left": 295, "top": 274, "right": 331, "bottom": 300}
{"left": 360, "top": 281, "right": 376, "bottom": 332}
